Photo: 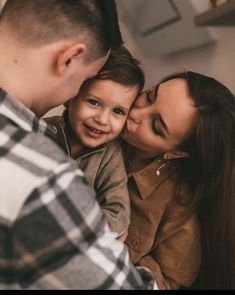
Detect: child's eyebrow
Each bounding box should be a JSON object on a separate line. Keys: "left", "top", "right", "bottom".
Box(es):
{"left": 119, "top": 106, "right": 130, "bottom": 111}
{"left": 85, "top": 92, "right": 101, "bottom": 100}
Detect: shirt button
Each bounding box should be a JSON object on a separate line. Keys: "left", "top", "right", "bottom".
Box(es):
{"left": 132, "top": 239, "right": 140, "bottom": 248}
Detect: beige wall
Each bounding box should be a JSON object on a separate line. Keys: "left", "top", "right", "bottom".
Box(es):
{"left": 121, "top": 23, "right": 235, "bottom": 93}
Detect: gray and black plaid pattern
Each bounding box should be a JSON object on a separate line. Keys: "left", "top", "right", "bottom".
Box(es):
{"left": 0, "top": 91, "right": 155, "bottom": 290}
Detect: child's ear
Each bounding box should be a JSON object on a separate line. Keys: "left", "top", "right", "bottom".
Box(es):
{"left": 164, "top": 150, "right": 190, "bottom": 160}
{"left": 55, "top": 43, "right": 86, "bottom": 76}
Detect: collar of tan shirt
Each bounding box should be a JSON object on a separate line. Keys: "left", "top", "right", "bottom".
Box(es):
{"left": 129, "top": 157, "right": 172, "bottom": 200}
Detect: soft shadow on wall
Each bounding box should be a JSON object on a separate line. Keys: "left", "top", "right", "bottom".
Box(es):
{"left": 116, "top": 0, "right": 216, "bottom": 57}
{"left": 116, "top": 0, "right": 235, "bottom": 95}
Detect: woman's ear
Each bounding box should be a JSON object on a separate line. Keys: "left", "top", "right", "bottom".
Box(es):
{"left": 163, "top": 150, "right": 190, "bottom": 160}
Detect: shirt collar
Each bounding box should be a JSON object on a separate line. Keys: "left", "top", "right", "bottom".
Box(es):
{"left": 0, "top": 89, "right": 53, "bottom": 137}
{"left": 130, "top": 157, "right": 172, "bottom": 200}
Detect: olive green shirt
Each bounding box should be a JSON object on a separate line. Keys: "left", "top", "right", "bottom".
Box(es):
{"left": 44, "top": 115, "right": 130, "bottom": 234}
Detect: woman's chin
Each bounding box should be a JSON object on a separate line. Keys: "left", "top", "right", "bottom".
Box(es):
{"left": 122, "top": 133, "right": 134, "bottom": 146}
{"left": 124, "top": 119, "right": 132, "bottom": 132}
{"left": 123, "top": 123, "right": 129, "bottom": 133}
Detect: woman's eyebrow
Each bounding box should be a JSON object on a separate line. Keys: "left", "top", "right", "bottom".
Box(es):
{"left": 154, "top": 84, "right": 159, "bottom": 98}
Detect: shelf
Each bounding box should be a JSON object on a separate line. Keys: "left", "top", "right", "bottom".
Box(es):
{"left": 195, "top": 0, "right": 235, "bottom": 26}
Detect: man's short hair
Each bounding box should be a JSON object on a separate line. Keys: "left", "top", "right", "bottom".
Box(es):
{"left": 0, "top": 0, "right": 123, "bottom": 63}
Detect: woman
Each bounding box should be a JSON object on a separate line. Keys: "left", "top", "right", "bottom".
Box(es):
{"left": 122, "top": 71, "right": 235, "bottom": 290}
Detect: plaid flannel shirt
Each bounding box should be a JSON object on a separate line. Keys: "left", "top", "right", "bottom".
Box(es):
{"left": 0, "top": 89, "right": 156, "bottom": 290}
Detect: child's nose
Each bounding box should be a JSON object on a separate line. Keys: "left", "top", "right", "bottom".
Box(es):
{"left": 95, "top": 110, "right": 109, "bottom": 125}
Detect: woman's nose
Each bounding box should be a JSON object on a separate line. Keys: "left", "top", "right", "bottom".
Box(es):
{"left": 128, "top": 106, "right": 148, "bottom": 124}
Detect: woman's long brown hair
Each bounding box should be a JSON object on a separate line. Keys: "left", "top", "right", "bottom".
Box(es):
{"left": 160, "top": 71, "right": 235, "bottom": 289}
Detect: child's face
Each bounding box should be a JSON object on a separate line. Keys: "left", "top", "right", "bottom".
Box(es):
{"left": 68, "top": 79, "right": 138, "bottom": 148}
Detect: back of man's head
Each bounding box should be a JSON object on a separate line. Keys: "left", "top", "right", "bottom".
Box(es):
{"left": 0, "top": 0, "right": 123, "bottom": 63}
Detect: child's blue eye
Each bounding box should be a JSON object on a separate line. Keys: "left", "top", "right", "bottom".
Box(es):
{"left": 113, "top": 108, "right": 125, "bottom": 116}
{"left": 88, "top": 99, "right": 100, "bottom": 107}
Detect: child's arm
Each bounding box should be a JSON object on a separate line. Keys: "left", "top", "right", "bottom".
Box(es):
{"left": 95, "top": 141, "right": 131, "bottom": 236}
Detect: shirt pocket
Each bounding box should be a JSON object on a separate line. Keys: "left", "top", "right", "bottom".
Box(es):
{"left": 126, "top": 223, "right": 156, "bottom": 262}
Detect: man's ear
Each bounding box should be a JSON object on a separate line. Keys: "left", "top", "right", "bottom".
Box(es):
{"left": 55, "top": 43, "right": 87, "bottom": 76}
{"left": 163, "top": 150, "right": 190, "bottom": 160}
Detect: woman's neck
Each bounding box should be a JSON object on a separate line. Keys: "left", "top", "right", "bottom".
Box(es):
{"left": 123, "top": 145, "right": 160, "bottom": 174}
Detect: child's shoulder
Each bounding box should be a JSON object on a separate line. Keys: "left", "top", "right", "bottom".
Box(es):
{"left": 99, "top": 140, "right": 124, "bottom": 163}
{"left": 105, "top": 139, "right": 123, "bottom": 152}
{"left": 43, "top": 115, "right": 62, "bottom": 127}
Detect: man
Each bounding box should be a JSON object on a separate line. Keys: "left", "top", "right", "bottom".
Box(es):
{"left": 0, "top": 0, "right": 155, "bottom": 290}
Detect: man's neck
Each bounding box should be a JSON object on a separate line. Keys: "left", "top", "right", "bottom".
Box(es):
{"left": 0, "top": 33, "right": 34, "bottom": 112}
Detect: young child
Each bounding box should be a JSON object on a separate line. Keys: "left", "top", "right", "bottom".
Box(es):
{"left": 45, "top": 46, "right": 145, "bottom": 241}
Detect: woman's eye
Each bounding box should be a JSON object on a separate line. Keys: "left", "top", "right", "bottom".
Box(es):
{"left": 87, "top": 99, "right": 100, "bottom": 107}
{"left": 152, "top": 119, "right": 163, "bottom": 137}
{"left": 113, "top": 108, "right": 125, "bottom": 116}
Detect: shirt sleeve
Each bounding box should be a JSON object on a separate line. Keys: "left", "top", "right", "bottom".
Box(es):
{"left": 136, "top": 208, "right": 201, "bottom": 290}
{"left": 10, "top": 162, "right": 153, "bottom": 290}
{"left": 95, "top": 142, "right": 131, "bottom": 234}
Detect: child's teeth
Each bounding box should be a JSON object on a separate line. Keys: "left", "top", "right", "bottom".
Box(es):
{"left": 90, "top": 127, "right": 102, "bottom": 134}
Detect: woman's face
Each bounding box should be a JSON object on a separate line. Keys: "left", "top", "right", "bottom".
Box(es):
{"left": 122, "top": 78, "right": 197, "bottom": 158}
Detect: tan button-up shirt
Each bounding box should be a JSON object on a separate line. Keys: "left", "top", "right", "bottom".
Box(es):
{"left": 125, "top": 158, "right": 201, "bottom": 290}
{"left": 44, "top": 115, "right": 130, "bottom": 234}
